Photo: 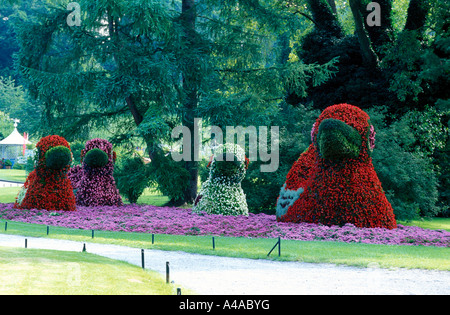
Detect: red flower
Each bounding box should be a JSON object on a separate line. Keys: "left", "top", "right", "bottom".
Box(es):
{"left": 14, "top": 135, "right": 76, "bottom": 212}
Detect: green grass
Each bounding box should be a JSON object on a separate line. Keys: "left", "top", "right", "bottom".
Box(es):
{"left": 0, "top": 169, "right": 27, "bottom": 183}
{"left": 135, "top": 188, "right": 170, "bottom": 206}
{"left": 0, "top": 187, "right": 21, "bottom": 203}
{"left": 1, "top": 220, "right": 449, "bottom": 271}
{"left": 398, "top": 218, "right": 450, "bottom": 232}
{"left": 0, "top": 247, "right": 193, "bottom": 295}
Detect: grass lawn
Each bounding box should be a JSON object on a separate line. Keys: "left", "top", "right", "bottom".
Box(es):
{"left": 0, "top": 187, "right": 21, "bottom": 203}
{"left": 398, "top": 218, "right": 450, "bottom": 232}
{"left": 0, "top": 169, "right": 27, "bottom": 183}
{"left": 0, "top": 247, "right": 190, "bottom": 295}
{"left": 0, "top": 186, "right": 169, "bottom": 205}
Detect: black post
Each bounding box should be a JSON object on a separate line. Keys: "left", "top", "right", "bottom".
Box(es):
{"left": 47, "top": 226, "right": 49, "bottom": 235}
{"left": 212, "top": 236, "right": 215, "bottom": 250}
{"left": 82, "top": 243, "right": 86, "bottom": 252}
{"left": 267, "top": 237, "right": 281, "bottom": 257}
{"left": 4, "top": 221, "right": 7, "bottom": 231}
{"left": 152, "top": 234, "right": 154, "bottom": 244}
{"left": 278, "top": 237, "right": 281, "bottom": 257}
{"left": 166, "top": 262, "right": 170, "bottom": 284}
{"left": 25, "top": 238, "right": 27, "bottom": 248}
{"left": 141, "top": 249, "right": 145, "bottom": 269}
{"left": 92, "top": 230, "right": 95, "bottom": 239}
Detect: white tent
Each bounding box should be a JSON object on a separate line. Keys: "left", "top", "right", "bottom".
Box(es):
{"left": 0, "top": 119, "right": 32, "bottom": 162}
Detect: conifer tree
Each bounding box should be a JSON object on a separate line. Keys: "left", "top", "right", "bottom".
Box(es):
{"left": 12, "top": 0, "right": 340, "bottom": 205}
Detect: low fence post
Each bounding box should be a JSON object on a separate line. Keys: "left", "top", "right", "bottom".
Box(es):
{"left": 267, "top": 237, "right": 281, "bottom": 257}
{"left": 166, "top": 262, "right": 170, "bottom": 284}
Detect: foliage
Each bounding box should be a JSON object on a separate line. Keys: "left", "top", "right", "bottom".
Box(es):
{"left": 14, "top": 135, "right": 76, "bottom": 211}
{"left": 242, "top": 103, "right": 319, "bottom": 214}
{"left": 0, "top": 110, "right": 13, "bottom": 140}
{"left": 317, "top": 118, "right": 361, "bottom": 160}
{"left": 193, "top": 144, "right": 248, "bottom": 216}
{"left": 44, "top": 145, "right": 72, "bottom": 170}
{"left": 69, "top": 141, "right": 85, "bottom": 166}
{"left": 83, "top": 148, "right": 109, "bottom": 168}
{"left": 114, "top": 156, "right": 151, "bottom": 204}
{"left": 368, "top": 107, "right": 442, "bottom": 220}
{"left": 278, "top": 104, "right": 397, "bottom": 229}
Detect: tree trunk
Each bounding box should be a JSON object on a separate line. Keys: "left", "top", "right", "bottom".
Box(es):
{"left": 404, "top": 0, "right": 430, "bottom": 38}
{"left": 362, "top": 0, "right": 394, "bottom": 56}
{"left": 180, "top": 0, "right": 199, "bottom": 204}
{"left": 349, "top": 0, "right": 379, "bottom": 68}
{"left": 306, "top": 0, "right": 343, "bottom": 37}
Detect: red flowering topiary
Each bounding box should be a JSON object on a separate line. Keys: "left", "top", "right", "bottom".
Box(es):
{"left": 14, "top": 135, "right": 76, "bottom": 211}
{"left": 276, "top": 104, "right": 397, "bottom": 229}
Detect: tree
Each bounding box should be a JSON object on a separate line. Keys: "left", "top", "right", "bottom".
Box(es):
{"left": 286, "top": 0, "right": 448, "bottom": 116}
{"left": 12, "top": 0, "right": 338, "bottom": 206}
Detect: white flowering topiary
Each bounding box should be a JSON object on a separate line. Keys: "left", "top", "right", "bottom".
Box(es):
{"left": 193, "top": 143, "right": 249, "bottom": 216}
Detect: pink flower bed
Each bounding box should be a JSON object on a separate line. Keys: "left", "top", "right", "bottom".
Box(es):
{"left": 0, "top": 203, "right": 448, "bottom": 247}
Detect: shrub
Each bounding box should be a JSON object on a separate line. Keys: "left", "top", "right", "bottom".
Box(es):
{"left": 45, "top": 146, "right": 72, "bottom": 170}
{"left": 12, "top": 162, "right": 24, "bottom": 170}
{"left": 114, "top": 156, "right": 150, "bottom": 204}
{"left": 368, "top": 107, "right": 442, "bottom": 220}
{"left": 242, "top": 103, "right": 320, "bottom": 214}
{"left": 25, "top": 156, "right": 34, "bottom": 175}
{"left": 83, "top": 148, "right": 109, "bottom": 168}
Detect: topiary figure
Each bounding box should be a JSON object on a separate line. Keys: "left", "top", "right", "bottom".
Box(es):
{"left": 73, "top": 138, "right": 123, "bottom": 207}
{"left": 276, "top": 104, "right": 397, "bottom": 229}
{"left": 193, "top": 144, "right": 249, "bottom": 216}
{"left": 14, "top": 135, "right": 76, "bottom": 211}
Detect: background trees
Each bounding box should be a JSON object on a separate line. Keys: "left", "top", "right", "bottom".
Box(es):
{"left": 0, "top": 0, "right": 448, "bottom": 219}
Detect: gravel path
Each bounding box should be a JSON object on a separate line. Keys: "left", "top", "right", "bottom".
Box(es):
{"left": 1, "top": 234, "right": 449, "bottom": 295}
{"left": 0, "top": 180, "right": 23, "bottom": 188}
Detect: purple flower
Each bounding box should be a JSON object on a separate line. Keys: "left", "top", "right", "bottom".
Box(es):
{"left": 0, "top": 203, "right": 448, "bottom": 247}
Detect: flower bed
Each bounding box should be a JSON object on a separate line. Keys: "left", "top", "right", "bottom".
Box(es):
{"left": 0, "top": 203, "right": 448, "bottom": 247}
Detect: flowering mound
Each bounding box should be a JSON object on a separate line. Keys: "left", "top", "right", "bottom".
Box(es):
{"left": 277, "top": 104, "right": 397, "bottom": 229}
{"left": 70, "top": 138, "right": 123, "bottom": 207}
{"left": 14, "top": 135, "right": 76, "bottom": 211}
{"left": 0, "top": 204, "right": 448, "bottom": 247}
{"left": 193, "top": 144, "right": 249, "bottom": 216}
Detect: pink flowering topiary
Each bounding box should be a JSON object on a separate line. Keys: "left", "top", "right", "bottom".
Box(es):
{"left": 74, "top": 138, "right": 123, "bottom": 207}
